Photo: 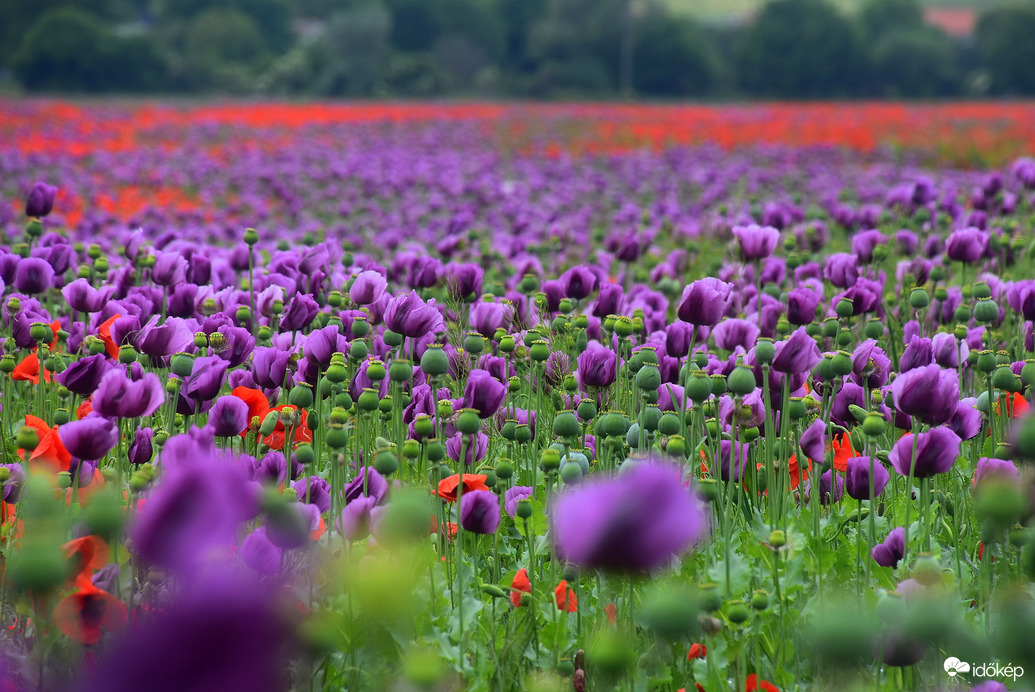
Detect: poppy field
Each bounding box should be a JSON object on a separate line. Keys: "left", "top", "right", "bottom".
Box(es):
{"left": 3, "top": 100, "right": 1035, "bottom": 691}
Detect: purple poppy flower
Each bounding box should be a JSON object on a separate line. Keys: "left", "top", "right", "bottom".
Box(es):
{"left": 560, "top": 265, "right": 599, "bottom": 301}
{"left": 408, "top": 256, "right": 441, "bottom": 290}
{"left": 594, "top": 281, "right": 623, "bottom": 317}
{"left": 251, "top": 347, "right": 292, "bottom": 390}
{"left": 851, "top": 339, "right": 891, "bottom": 388}
{"left": 805, "top": 469, "right": 844, "bottom": 505}
{"left": 136, "top": 316, "right": 195, "bottom": 358}
{"left": 711, "top": 439, "right": 749, "bottom": 482}
{"left": 889, "top": 427, "right": 961, "bottom": 478}
{"left": 948, "top": 398, "right": 982, "bottom": 441}
{"left": 462, "top": 369, "right": 507, "bottom": 418}
{"left": 208, "top": 395, "right": 249, "bottom": 437}
{"left": 460, "top": 489, "right": 500, "bottom": 534}
{"left": 128, "top": 428, "right": 154, "bottom": 465}
{"left": 343, "top": 467, "right": 389, "bottom": 505}
{"left": 799, "top": 419, "right": 827, "bottom": 463}
{"left": 931, "top": 331, "right": 963, "bottom": 368}
{"left": 25, "top": 181, "right": 57, "bottom": 218}
{"left": 13, "top": 257, "right": 54, "bottom": 294}
{"left": 92, "top": 368, "right": 165, "bottom": 418}
{"left": 292, "top": 476, "right": 331, "bottom": 514}
{"left": 577, "top": 341, "right": 618, "bottom": 389}
{"left": 875, "top": 629, "right": 928, "bottom": 667}
{"left": 62, "top": 278, "right": 115, "bottom": 313}
{"left": 338, "top": 495, "right": 379, "bottom": 542}
{"left": 447, "top": 431, "right": 488, "bottom": 466}
{"left": 1, "top": 464, "right": 26, "bottom": 503}
{"left": 772, "top": 327, "right": 822, "bottom": 375}
{"left": 852, "top": 229, "right": 885, "bottom": 263}
{"left": 732, "top": 224, "right": 780, "bottom": 261}
{"left": 152, "top": 251, "right": 189, "bottom": 287}
{"left": 279, "top": 294, "right": 319, "bottom": 331}
{"left": 254, "top": 451, "right": 290, "bottom": 487}
{"left": 787, "top": 287, "right": 822, "bottom": 326}
{"left": 973, "top": 457, "right": 1020, "bottom": 488}
{"left": 265, "top": 502, "right": 319, "bottom": 549}
{"left": 469, "top": 301, "right": 512, "bottom": 339}
{"left": 384, "top": 290, "right": 444, "bottom": 338}
{"left": 890, "top": 364, "right": 959, "bottom": 426}
{"left": 56, "top": 353, "right": 113, "bottom": 396}
{"left": 301, "top": 325, "right": 348, "bottom": 369}
{"left": 240, "top": 527, "right": 283, "bottom": 575}
{"left": 899, "top": 335, "right": 933, "bottom": 372}
{"left": 504, "top": 486, "right": 534, "bottom": 518}
{"left": 677, "top": 278, "right": 733, "bottom": 327}
{"left": 712, "top": 318, "right": 760, "bottom": 352}
{"left": 823, "top": 253, "right": 859, "bottom": 288}
{"left": 872, "top": 527, "right": 905, "bottom": 568}
{"left": 845, "top": 456, "right": 890, "bottom": 500}
{"left": 59, "top": 414, "right": 118, "bottom": 461}
{"left": 167, "top": 284, "right": 199, "bottom": 318}
{"left": 550, "top": 459, "right": 708, "bottom": 572}
{"left": 184, "top": 355, "right": 230, "bottom": 403}
{"left": 945, "top": 227, "right": 988, "bottom": 264}
{"left": 349, "top": 270, "right": 387, "bottom": 305}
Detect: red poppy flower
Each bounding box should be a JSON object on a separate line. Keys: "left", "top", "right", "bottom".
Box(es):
{"left": 20, "top": 415, "right": 71, "bottom": 473}
{"left": 310, "top": 517, "right": 326, "bottom": 542}
{"left": 429, "top": 515, "right": 458, "bottom": 540}
{"left": 12, "top": 351, "right": 53, "bottom": 385}
{"left": 746, "top": 674, "right": 779, "bottom": 692}
{"left": 434, "top": 474, "right": 490, "bottom": 503}
{"left": 97, "top": 313, "right": 121, "bottom": 360}
{"left": 687, "top": 643, "right": 707, "bottom": 660}
{"left": 77, "top": 398, "right": 93, "bottom": 419}
{"left": 64, "top": 469, "right": 106, "bottom": 507}
{"left": 786, "top": 453, "right": 811, "bottom": 490}
{"left": 231, "top": 387, "right": 312, "bottom": 450}
{"left": 511, "top": 568, "right": 531, "bottom": 607}
{"left": 605, "top": 602, "right": 617, "bottom": 625}
{"left": 53, "top": 584, "right": 128, "bottom": 645}
{"left": 64, "top": 535, "right": 108, "bottom": 587}
{"left": 994, "top": 392, "right": 1029, "bottom": 419}
{"left": 554, "top": 580, "right": 577, "bottom": 612}
{"left": 831, "top": 431, "right": 856, "bottom": 473}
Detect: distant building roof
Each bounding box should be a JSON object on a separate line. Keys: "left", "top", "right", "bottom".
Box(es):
{"left": 923, "top": 7, "right": 977, "bottom": 38}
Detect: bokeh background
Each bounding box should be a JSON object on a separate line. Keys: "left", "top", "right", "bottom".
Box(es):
{"left": 1, "top": 0, "right": 1033, "bottom": 100}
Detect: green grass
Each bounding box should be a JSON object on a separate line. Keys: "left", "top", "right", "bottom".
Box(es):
{"left": 664, "top": 0, "right": 989, "bottom": 22}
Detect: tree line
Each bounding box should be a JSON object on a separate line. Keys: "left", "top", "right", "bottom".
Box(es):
{"left": 3, "top": 0, "right": 1035, "bottom": 99}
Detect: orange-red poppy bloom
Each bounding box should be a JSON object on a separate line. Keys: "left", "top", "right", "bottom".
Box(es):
{"left": 434, "top": 474, "right": 490, "bottom": 503}
{"left": 231, "top": 387, "right": 313, "bottom": 450}
{"left": 994, "top": 392, "right": 1029, "bottom": 419}
{"left": 53, "top": 584, "right": 128, "bottom": 645}
{"left": 831, "top": 431, "right": 856, "bottom": 473}
{"left": 554, "top": 580, "right": 577, "bottom": 612}
{"left": 605, "top": 602, "right": 617, "bottom": 626}
{"left": 12, "top": 351, "right": 53, "bottom": 385}
{"left": 687, "top": 643, "right": 707, "bottom": 660}
{"left": 511, "top": 568, "right": 531, "bottom": 607}
{"left": 20, "top": 415, "right": 71, "bottom": 473}
{"left": 64, "top": 535, "right": 108, "bottom": 588}
{"left": 76, "top": 398, "right": 93, "bottom": 419}
{"left": 97, "top": 313, "right": 122, "bottom": 360}
{"left": 746, "top": 674, "right": 779, "bottom": 692}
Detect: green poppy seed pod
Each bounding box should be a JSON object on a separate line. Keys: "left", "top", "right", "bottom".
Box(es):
{"left": 864, "top": 319, "right": 885, "bottom": 339}
{"left": 614, "top": 316, "right": 634, "bottom": 338}
{"left": 6, "top": 543, "right": 69, "bottom": 593}
{"left": 289, "top": 384, "right": 314, "bottom": 409}
{"left": 519, "top": 274, "right": 538, "bottom": 294}
{"left": 741, "top": 426, "right": 760, "bottom": 443}
{"left": 50, "top": 407, "right": 70, "bottom": 426}
{"left": 540, "top": 448, "right": 561, "bottom": 472}
{"left": 912, "top": 553, "right": 941, "bottom": 587}
{"left": 53, "top": 471, "right": 72, "bottom": 490}
{"left": 751, "top": 590, "right": 770, "bottom": 611}
{"left": 463, "top": 332, "right": 485, "bottom": 356}
{"left": 378, "top": 396, "right": 393, "bottom": 414}
{"left": 436, "top": 399, "right": 454, "bottom": 419}
{"left": 84, "top": 490, "right": 124, "bottom": 540}
{"left": 727, "top": 365, "right": 756, "bottom": 396}
{"left": 1009, "top": 526, "right": 1029, "bottom": 548}
{"left": 164, "top": 379, "right": 181, "bottom": 396}
{"left": 26, "top": 218, "right": 44, "bottom": 239}
{"left": 703, "top": 419, "right": 720, "bottom": 437}
{"left": 5, "top": 297, "right": 20, "bottom": 314}
{"left": 553, "top": 411, "right": 581, "bottom": 438}
{"left": 235, "top": 306, "right": 251, "bottom": 325}
{"left": 347, "top": 316, "right": 367, "bottom": 337}
{"left": 112, "top": 342, "right": 137, "bottom": 364}
{"left": 0, "top": 354, "right": 15, "bottom": 374}
{"left": 259, "top": 411, "right": 280, "bottom": 435}
{"left": 769, "top": 530, "right": 786, "bottom": 548}
{"left": 835, "top": 299, "right": 854, "bottom": 319}
{"left": 641, "top": 405, "right": 662, "bottom": 432}
{"left": 244, "top": 228, "right": 259, "bottom": 245}
{"left": 560, "top": 461, "right": 582, "bottom": 485}
{"left": 516, "top": 498, "right": 534, "bottom": 519}
{"left": 550, "top": 316, "right": 568, "bottom": 333}
{"left": 86, "top": 338, "right": 106, "bottom": 356}
{"left": 836, "top": 328, "right": 854, "bottom": 348}
{"left": 930, "top": 265, "right": 945, "bottom": 283}
{"left": 15, "top": 426, "right": 39, "bottom": 452}
{"left": 755, "top": 338, "right": 775, "bottom": 365}
{"left": 383, "top": 330, "right": 403, "bottom": 348}
{"left": 515, "top": 424, "right": 532, "bottom": 444}
{"left": 576, "top": 400, "right": 597, "bottom": 421}
{"left": 373, "top": 449, "right": 399, "bottom": 476}
{"left": 820, "top": 319, "right": 838, "bottom": 339}
{"left": 973, "top": 281, "right": 992, "bottom": 300}
{"left": 974, "top": 299, "right": 999, "bottom": 324}
{"left": 499, "top": 334, "right": 516, "bottom": 353}
{"left": 696, "top": 478, "right": 720, "bottom": 504}
{"left": 456, "top": 409, "right": 482, "bottom": 435}
{"left": 642, "top": 585, "right": 700, "bottom": 640}
{"left": 658, "top": 412, "right": 680, "bottom": 436}
{"left": 326, "top": 290, "right": 343, "bottom": 308}
{"left": 529, "top": 340, "right": 550, "bottom": 362}
{"left": 685, "top": 371, "right": 712, "bottom": 402}
{"left": 976, "top": 351, "right": 996, "bottom": 374}
{"left": 782, "top": 397, "right": 805, "bottom": 421}
{"left": 426, "top": 439, "right": 445, "bottom": 462}
{"left": 996, "top": 350, "right": 1011, "bottom": 366}
{"left": 635, "top": 364, "right": 661, "bottom": 391}
{"left": 933, "top": 285, "right": 948, "bottom": 302}
{"left": 495, "top": 458, "right": 514, "bottom": 480}
{"left": 325, "top": 426, "right": 348, "bottom": 449}
{"left": 366, "top": 359, "right": 386, "bottom": 382}
{"left": 388, "top": 359, "right": 413, "bottom": 383}
{"left": 481, "top": 584, "right": 507, "bottom": 599}
{"left": 29, "top": 322, "right": 52, "bottom": 343}
{"left": 129, "top": 472, "right": 151, "bottom": 493}
{"left": 909, "top": 288, "right": 930, "bottom": 310}
{"left": 862, "top": 413, "right": 886, "bottom": 437}
{"left": 190, "top": 331, "right": 207, "bottom": 349}
{"left": 632, "top": 316, "right": 644, "bottom": 333}
{"left": 697, "top": 583, "right": 722, "bottom": 613}
{"left": 414, "top": 415, "right": 434, "bottom": 439}
{"left": 293, "top": 444, "right": 315, "bottom": 467}
{"left": 563, "top": 375, "right": 579, "bottom": 392}
{"left": 992, "top": 366, "right": 1017, "bottom": 391}
{"left": 254, "top": 325, "right": 271, "bottom": 342}
{"left": 322, "top": 361, "right": 348, "bottom": 385}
